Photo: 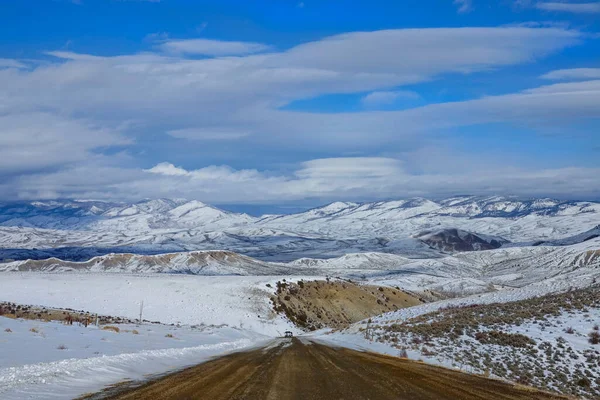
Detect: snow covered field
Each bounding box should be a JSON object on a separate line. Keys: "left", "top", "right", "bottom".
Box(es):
{"left": 0, "top": 317, "right": 270, "bottom": 399}
{"left": 0, "top": 273, "right": 304, "bottom": 336}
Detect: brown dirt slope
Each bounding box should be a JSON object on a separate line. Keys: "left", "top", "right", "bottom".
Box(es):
{"left": 270, "top": 279, "right": 423, "bottom": 330}
{"left": 92, "top": 338, "right": 567, "bottom": 400}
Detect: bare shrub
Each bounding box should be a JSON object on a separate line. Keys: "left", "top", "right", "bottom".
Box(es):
{"left": 4, "top": 328, "right": 12, "bottom": 333}
{"left": 29, "top": 327, "right": 39, "bottom": 333}
{"left": 57, "top": 344, "right": 67, "bottom": 350}
{"left": 577, "top": 377, "right": 591, "bottom": 388}
{"left": 165, "top": 333, "right": 174, "bottom": 338}
{"left": 421, "top": 347, "right": 436, "bottom": 356}
{"left": 589, "top": 331, "right": 600, "bottom": 345}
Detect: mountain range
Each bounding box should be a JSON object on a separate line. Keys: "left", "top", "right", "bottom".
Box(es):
{"left": 2, "top": 237, "right": 599, "bottom": 296}
{"left": 1, "top": 196, "right": 599, "bottom": 262}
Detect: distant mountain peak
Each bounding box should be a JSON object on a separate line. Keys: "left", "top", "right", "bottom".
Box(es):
{"left": 318, "top": 201, "right": 358, "bottom": 213}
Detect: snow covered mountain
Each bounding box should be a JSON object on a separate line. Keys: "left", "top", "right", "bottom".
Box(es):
{"left": 258, "top": 196, "right": 600, "bottom": 242}
{"left": 0, "top": 199, "right": 252, "bottom": 231}
{"left": 0, "top": 196, "right": 599, "bottom": 262}
{"left": 2, "top": 238, "right": 598, "bottom": 296}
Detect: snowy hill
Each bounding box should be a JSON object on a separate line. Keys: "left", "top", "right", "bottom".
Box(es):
{"left": 2, "top": 238, "right": 599, "bottom": 296}
{"left": 0, "top": 251, "right": 291, "bottom": 275}
{"left": 537, "top": 224, "right": 600, "bottom": 246}
{"left": 0, "top": 196, "right": 599, "bottom": 261}
{"left": 435, "top": 195, "right": 600, "bottom": 218}
{"left": 0, "top": 198, "right": 254, "bottom": 232}
{"left": 414, "top": 228, "right": 508, "bottom": 252}
{"left": 258, "top": 196, "right": 600, "bottom": 243}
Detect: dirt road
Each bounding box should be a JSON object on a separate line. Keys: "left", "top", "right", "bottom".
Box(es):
{"left": 97, "top": 338, "right": 565, "bottom": 400}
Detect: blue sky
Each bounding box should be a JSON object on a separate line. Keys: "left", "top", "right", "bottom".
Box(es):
{"left": 0, "top": 0, "right": 599, "bottom": 212}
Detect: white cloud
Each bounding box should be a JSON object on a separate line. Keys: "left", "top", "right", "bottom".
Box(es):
{"left": 4, "top": 158, "right": 599, "bottom": 203}
{"left": 296, "top": 158, "right": 402, "bottom": 180}
{"left": 146, "top": 162, "right": 189, "bottom": 176}
{"left": 0, "top": 26, "right": 597, "bottom": 202}
{"left": 536, "top": 2, "right": 600, "bottom": 13}
{"left": 147, "top": 162, "right": 265, "bottom": 182}
{"left": 361, "top": 90, "right": 420, "bottom": 107}
{"left": 454, "top": 0, "right": 473, "bottom": 13}
{"left": 541, "top": 67, "right": 600, "bottom": 80}
{"left": 159, "top": 39, "right": 272, "bottom": 56}
{"left": 167, "top": 128, "right": 251, "bottom": 141}
{"left": 0, "top": 58, "right": 26, "bottom": 69}
{"left": 0, "top": 112, "right": 128, "bottom": 175}
{"left": 523, "top": 79, "right": 600, "bottom": 94}
{"left": 0, "top": 27, "right": 581, "bottom": 148}
{"left": 231, "top": 79, "right": 600, "bottom": 149}
{"left": 3, "top": 27, "right": 581, "bottom": 122}
{"left": 278, "top": 28, "right": 580, "bottom": 77}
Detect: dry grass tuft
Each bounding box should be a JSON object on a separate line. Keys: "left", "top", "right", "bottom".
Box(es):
{"left": 102, "top": 325, "right": 120, "bottom": 333}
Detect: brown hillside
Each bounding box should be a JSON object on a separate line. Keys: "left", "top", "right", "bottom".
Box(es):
{"left": 271, "top": 279, "right": 423, "bottom": 330}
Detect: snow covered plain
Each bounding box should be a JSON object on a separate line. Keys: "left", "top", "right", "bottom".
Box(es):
{"left": 0, "top": 318, "right": 269, "bottom": 399}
